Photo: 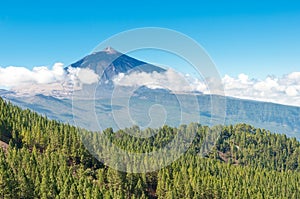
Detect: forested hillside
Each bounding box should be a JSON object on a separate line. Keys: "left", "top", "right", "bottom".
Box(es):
{"left": 0, "top": 97, "right": 300, "bottom": 198}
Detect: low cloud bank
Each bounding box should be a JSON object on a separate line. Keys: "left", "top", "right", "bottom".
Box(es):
{"left": 113, "top": 69, "right": 208, "bottom": 94}
{"left": 222, "top": 72, "right": 300, "bottom": 107}
{"left": 113, "top": 70, "right": 300, "bottom": 107}
{"left": 0, "top": 63, "right": 299, "bottom": 107}
{"left": 0, "top": 63, "right": 99, "bottom": 97}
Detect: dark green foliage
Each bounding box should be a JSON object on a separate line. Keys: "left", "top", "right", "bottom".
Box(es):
{"left": 0, "top": 97, "right": 299, "bottom": 198}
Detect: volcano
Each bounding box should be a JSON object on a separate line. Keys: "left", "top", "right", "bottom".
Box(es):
{"left": 69, "top": 47, "right": 165, "bottom": 84}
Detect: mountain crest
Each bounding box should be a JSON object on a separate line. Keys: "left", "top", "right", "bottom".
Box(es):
{"left": 103, "top": 46, "right": 118, "bottom": 54}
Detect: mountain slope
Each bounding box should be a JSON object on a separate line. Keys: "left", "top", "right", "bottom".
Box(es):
{"left": 0, "top": 97, "right": 300, "bottom": 198}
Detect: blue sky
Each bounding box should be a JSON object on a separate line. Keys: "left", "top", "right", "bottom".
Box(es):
{"left": 1, "top": 0, "right": 300, "bottom": 79}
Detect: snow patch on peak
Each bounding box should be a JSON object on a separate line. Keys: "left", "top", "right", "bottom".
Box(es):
{"left": 103, "top": 46, "right": 118, "bottom": 54}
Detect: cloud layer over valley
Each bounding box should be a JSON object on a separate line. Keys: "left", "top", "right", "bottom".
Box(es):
{"left": 222, "top": 72, "right": 300, "bottom": 107}
{"left": 0, "top": 63, "right": 99, "bottom": 97}
{"left": 0, "top": 63, "right": 299, "bottom": 107}
{"left": 113, "top": 70, "right": 300, "bottom": 107}
{"left": 113, "top": 69, "right": 208, "bottom": 94}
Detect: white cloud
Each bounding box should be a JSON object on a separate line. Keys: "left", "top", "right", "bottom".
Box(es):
{"left": 67, "top": 67, "right": 99, "bottom": 85}
{"left": 1, "top": 62, "right": 299, "bottom": 107}
{"left": 0, "top": 63, "right": 66, "bottom": 88}
{"left": 286, "top": 86, "right": 298, "bottom": 97}
{"left": 288, "top": 72, "right": 300, "bottom": 80}
{"left": 113, "top": 69, "right": 300, "bottom": 107}
{"left": 223, "top": 73, "right": 300, "bottom": 107}
{"left": 0, "top": 63, "right": 99, "bottom": 97}
{"left": 113, "top": 69, "right": 209, "bottom": 94}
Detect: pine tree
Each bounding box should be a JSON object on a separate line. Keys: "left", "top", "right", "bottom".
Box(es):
{"left": 0, "top": 149, "right": 17, "bottom": 199}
